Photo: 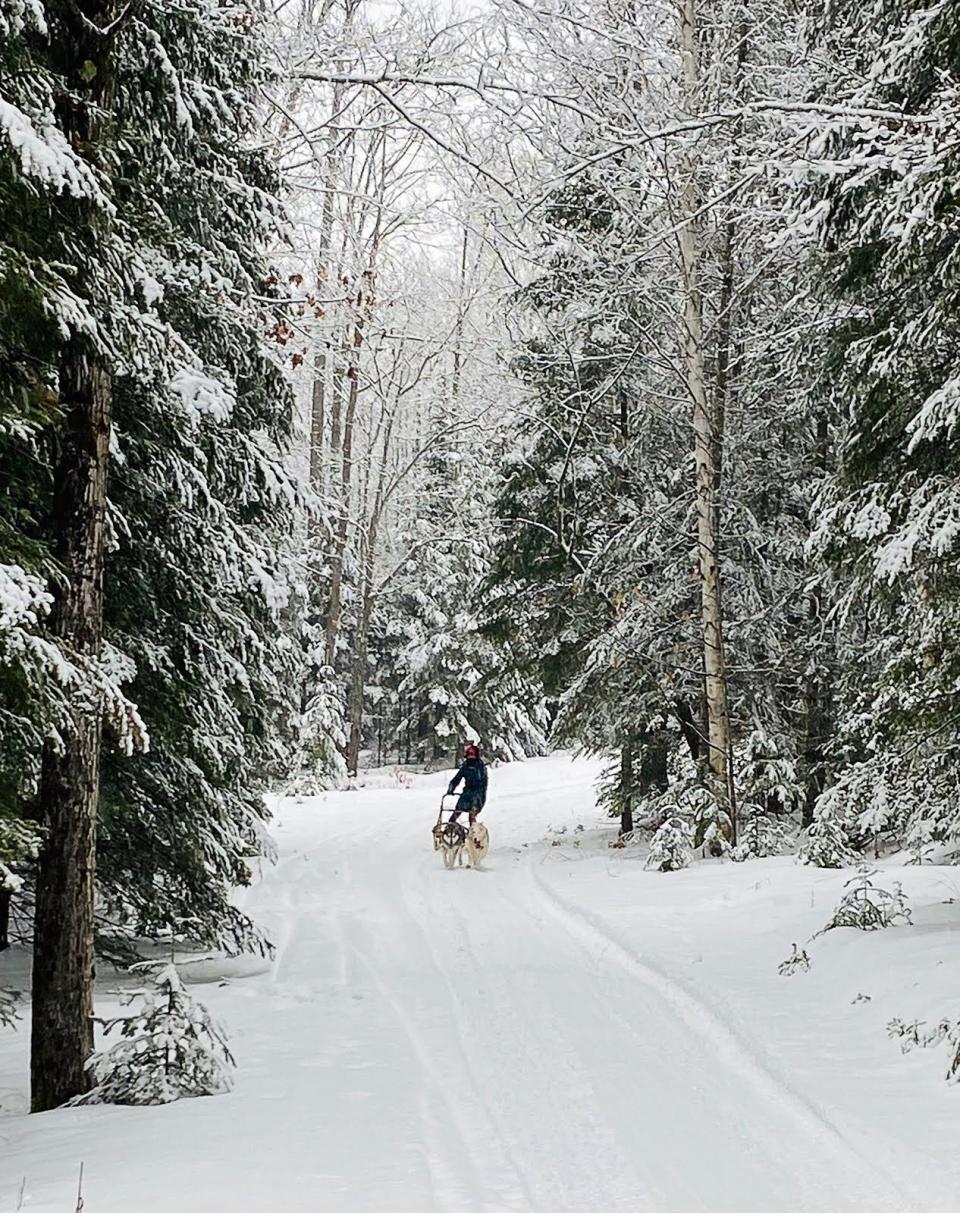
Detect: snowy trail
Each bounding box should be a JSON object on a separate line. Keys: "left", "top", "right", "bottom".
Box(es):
{"left": 1, "top": 755, "right": 956, "bottom": 1212}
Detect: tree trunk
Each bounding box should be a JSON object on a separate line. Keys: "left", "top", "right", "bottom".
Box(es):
{"left": 32, "top": 352, "right": 112, "bottom": 1111}
{"left": 802, "top": 552, "right": 833, "bottom": 822}
{"left": 801, "top": 409, "right": 834, "bottom": 825}
{"left": 679, "top": 0, "right": 734, "bottom": 844}
{"left": 450, "top": 227, "right": 469, "bottom": 403}
{"left": 345, "top": 403, "right": 395, "bottom": 773}
{"left": 674, "top": 698, "right": 702, "bottom": 763}
{"left": 324, "top": 282, "right": 365, "bottom": 668}
{"left": 640, "top": 730, "right": 669, "bottom": 794}
{"left": 31, "top": 4, "right": 119, "bottom": 1112}
{"left": 345, "top": 572, "right": 373, "bottom": 775}
{"left": 619, "top": 742, "right": 634, "bottom": 836}
{"left": 0, "top": 888, "right": 10, "bottom": 952}
{"left": 308, "top": 73, "right": 348, "bottom": 502}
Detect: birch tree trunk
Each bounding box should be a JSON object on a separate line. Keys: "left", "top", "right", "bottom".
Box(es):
{"left": 323, "top": 122, "right": 385, "bottom": 672}
{"left": 679, "top": 0, "right": 735, "bottom": 842}
{"left": 323, "top": 284, "right": 365, "bottom": 669}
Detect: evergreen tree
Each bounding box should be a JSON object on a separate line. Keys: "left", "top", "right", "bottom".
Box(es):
{"left": 804, "top": 0, "right": 960, "bottom": 855}
{"left": 392, "top": 426, "right": 548, "bottom": 766}
{"left": 646, "top": 816, "right": 694, "bottom": 872}
{"left": 0, "top": 0, "right": 297, "bottom": 1105}
{"left": 94, "top": 0, "right": 300, "bottom": 954}
{"left": 77, "top": 963, "right": 234, "bottom": 1106}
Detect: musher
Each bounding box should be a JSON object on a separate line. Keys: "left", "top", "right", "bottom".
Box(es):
{"left": 448, "top": 741, "right": 488, "bottom": 825}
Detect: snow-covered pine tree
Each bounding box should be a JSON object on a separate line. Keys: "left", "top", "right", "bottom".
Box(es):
{"left": 0, "top": 0, "right": 138, "bottom": 1047}
{"left": 0, "top": 0, "right": 81, "bottom": 821}
{"left": 93, "top": 0, "right": 301, "bottom": 956}
{"left": 485, "top": 162, "right": 702, "bottom": 820}
{"left": 799, "top": 785, "right": 858, "bottom": 869}
{"left": 1, "top": 0, "right": 297, "bottom": 1106}
{"left": 392, "top": 419, "right": 548, "bottom": 767}
{"left": 486, "top": 0, "right": 818, "bottom": 844}
{"left": 5, "top": 0, "right": 159, "bottom": 1112}
{"left": 803, "top": 0, "right": 960, "bottom": 860}
{"left": 646, "top": 816, "right": 694, "bottom": 872}
{"left": 732, "top": 730, "right": 802, "bottom": 859}
{"left": 77, "top": 963, "right": 234, "bottom": 1105}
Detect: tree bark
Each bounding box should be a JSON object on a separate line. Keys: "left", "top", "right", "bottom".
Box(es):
{"left": 324, "top": 278, "right": 366, "bottom": 669}
{"left": 32, "top": 352, "right": 112, "bottom": 1111}
{"left": 323, "top": 125, "right": 383, "bottom": 671}
{"left": 307, "top": 71, "right": 348, "bottom": 502}
{"left": 679, "top": 0, "right": 735, "bottom": 843}
{"left": 640, "top": 730, "right": 669, "bottom": 794}
{"left": 0, "top": 888, "right": 10, "bottom": 952}
{"left": 345, "top": 564, "right": 374, "bottom": 774}
{"left": 345, "top": 404, "right": 396, "bottom": 773}
{"left": 674, "top": 698, "right": 702, "bottom": 762}
{"left": 619, "top": 742, "right": 634, "bottom": 836}
{"left": 30, "top": 1, "right": 121, "bottom": 1112}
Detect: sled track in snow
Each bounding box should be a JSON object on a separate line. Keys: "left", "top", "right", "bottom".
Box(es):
{"left": 525, "top": 857, "right": 936, "bottom": 1213}
{"left": 342, "top": 906, "right": 532, "bottom": 1213}
{"left": 402, "top": 867, "right": 573, "bottom": 1213}
{"left": 406, "top": 877, "right": 557, "bottom": 1213}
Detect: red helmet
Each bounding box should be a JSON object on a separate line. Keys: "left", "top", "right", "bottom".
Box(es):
{"left": 464, "top": 742, "right": 479, "bottom": 759}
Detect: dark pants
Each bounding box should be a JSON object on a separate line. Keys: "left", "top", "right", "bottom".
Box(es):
{"left": 450, "top": 795, "right": 483, "bottom": 825}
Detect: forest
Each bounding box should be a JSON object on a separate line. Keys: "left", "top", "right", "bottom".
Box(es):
{"left": 2, "top": 0, "right": 959, "bottom": 1153}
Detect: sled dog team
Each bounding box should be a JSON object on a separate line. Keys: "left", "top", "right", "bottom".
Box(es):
{"left": 434, "top": 741, "right": 490, "bottom": 868}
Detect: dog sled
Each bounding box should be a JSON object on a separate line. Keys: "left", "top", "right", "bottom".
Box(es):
{"left": 432, "top": 792, "right": 488, "bottom": 869}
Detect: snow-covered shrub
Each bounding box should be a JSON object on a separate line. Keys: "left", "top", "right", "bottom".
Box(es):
{"left": 733, "top": 731, "right": 801, "bottom": 860}
{"left": 778, "top": 944, "right": 811, "bottom": 977}
{"left": 0, "top": 814, "right": 40, "bottom": 890}
{"left": 738, "top": 730, "right": 804, "bottom": 814}
{"left": 641, "top": 776, "right": 729, "bottom": 856}
{"left": 799, "top": 779, "right": 859, "bottom": 868}
{"left": 818, "top": 867, "right": 912, "bottom": 934}
{"left": 646, "top": 816, "right": 693, "bottom": 872}
{"left": 802, "top": 755, "right": 922, "bottom": 867}
{"left": 287, "top": 664, "right": 348, "bottom": 794}
{"left": 732, "top": 809, "right": 794, "bottom": 862}
{"left": 888, "top": 1015, "right": 960, "bottom": 1084}
{"left": 690, "top": 785, "right": 732, "bottom": 856}
{"left": 77, "top": 964, "right": 234, "bottom": 1106}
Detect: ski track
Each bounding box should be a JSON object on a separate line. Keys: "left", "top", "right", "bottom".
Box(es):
{"left": 357, "top": 810, "right": 920, "bottom": 1213}
{"left": 2, "top": 760, "right": 955, "bottom": 1213}
{"left": 523, "top": 859, "right": 934, "bottom": 1213}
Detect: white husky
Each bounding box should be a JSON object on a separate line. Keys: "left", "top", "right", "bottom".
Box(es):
{"left": 465, "top": 821, "right": 490, "bottom": 869}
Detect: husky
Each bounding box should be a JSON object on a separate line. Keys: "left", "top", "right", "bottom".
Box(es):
{"left": 465, "top": 820, "right": 490, "bottom": 869}
{"left": 434, "top": 819, "right": 489, "bottom": 869}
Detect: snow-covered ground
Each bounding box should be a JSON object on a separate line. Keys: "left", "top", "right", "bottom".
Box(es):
{"left": 2, "top": 753, "right": 959, "bottom": 1212}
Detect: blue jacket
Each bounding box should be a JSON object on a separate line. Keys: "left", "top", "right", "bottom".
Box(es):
{"left": 449, "top": 757, "right": 487, "bottom": 806}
